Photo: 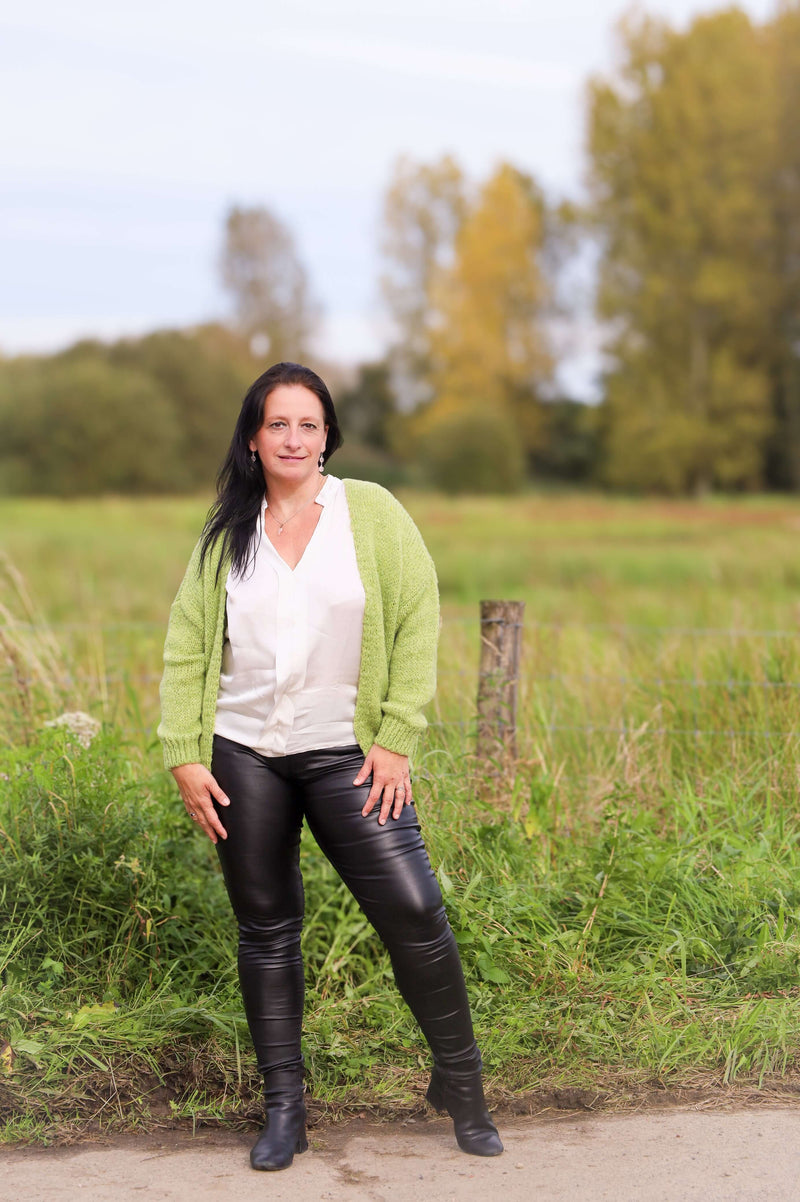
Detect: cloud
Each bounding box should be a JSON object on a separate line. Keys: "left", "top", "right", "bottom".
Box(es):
{"left": 266, "top": 29, "right": 578, "bottom": 92}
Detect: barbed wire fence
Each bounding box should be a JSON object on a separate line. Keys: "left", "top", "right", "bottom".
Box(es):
{"left": 3, "top": 607, "right": 800, "bottom": 773}
{"left": 429, "top": 608, "right": 800, "bottom": 802}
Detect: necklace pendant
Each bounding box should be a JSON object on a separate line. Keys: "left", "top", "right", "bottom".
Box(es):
{"left": 277, "top": 525, "right": 284, "bottom": 534}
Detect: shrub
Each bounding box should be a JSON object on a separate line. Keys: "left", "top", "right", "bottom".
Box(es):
{"left": 0, "top": 729, "right": 232, "bottom": 996}
{"left": 0, "top": 356, "right": 184, "bottom": 495}
{"left": 416, "top": 405, "right": 526, "bottom": 494}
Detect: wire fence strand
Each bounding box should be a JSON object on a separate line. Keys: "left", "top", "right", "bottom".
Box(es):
{"left": 3, "top": 613, "right": 800, "bottom": 746}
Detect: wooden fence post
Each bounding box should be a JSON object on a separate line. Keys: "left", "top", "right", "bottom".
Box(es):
{"left": 477, "top": 600, "right": 525, "bottom": 769}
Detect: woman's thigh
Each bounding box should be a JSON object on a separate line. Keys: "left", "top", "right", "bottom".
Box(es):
{"left": 299, "top": 747, "right": 444, "bottom": 926}
{"left": 211, "top": 734, "right": 304, "bottom": 922}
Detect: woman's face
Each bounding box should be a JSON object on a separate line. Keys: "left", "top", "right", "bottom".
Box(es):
{"left": 249, "top": 384, "right": 329, "bottom": 488}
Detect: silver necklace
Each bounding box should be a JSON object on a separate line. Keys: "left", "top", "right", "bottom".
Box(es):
{"left": 265, "top": 483, "right": 324, "bottom": 535}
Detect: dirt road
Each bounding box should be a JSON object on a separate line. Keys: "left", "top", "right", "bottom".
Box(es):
{"left": 3, "top": 1108, "right": 800, "bottom": 1201}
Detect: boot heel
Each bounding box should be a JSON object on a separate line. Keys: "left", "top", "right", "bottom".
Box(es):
{"left": 250, "top": 1105, "right": 307, "bottom": 1171}
{"left": 425, "top": 1064, "right": 503, "bottom": 1157}
{"left": 426, "top": 1077, "right": 444, "bottom": 1111}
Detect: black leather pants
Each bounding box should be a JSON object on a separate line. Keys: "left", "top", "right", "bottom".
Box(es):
{"left": 211, "top": 735, "right": 481, "bottom": 1090}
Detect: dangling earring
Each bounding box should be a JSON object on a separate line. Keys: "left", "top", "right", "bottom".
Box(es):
{"left": 249, "top": 451, "right": 257, "bottom": 470}
{"left": 318, "top": 452, "right": 325, "bottom": 474}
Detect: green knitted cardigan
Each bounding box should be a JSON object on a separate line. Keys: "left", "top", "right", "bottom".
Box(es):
{"left": 158, "top": 478, "right": 439, "bottom": 771}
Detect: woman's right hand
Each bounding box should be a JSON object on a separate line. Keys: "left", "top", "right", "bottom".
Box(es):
{"left": 171, "top": 763, "right": 230, "bottom": 844}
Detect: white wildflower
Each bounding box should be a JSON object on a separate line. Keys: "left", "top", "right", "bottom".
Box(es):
{"left": 44, "top": 711, "right": 101, "bottom": 748}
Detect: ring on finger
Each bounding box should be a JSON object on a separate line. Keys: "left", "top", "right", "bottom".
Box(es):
{"left": 189, "top": 811, "right": 198, "bottom": 820}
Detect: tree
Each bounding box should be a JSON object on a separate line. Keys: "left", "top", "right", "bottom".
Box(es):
{"left": 764, "top": 3, "right": 800, "bottom": 488}
{"left": 587, "top": 10, "right": 778, "bottom": 493}
{"left": 0, "top": 354, "right": 183, "bottom": 495}
{"left": 219, "top": 205, "right": 320, "bottom": 361}
{"left": 335, "top": 361, "right": 396, "bottom": 452}
{"left": 379, "top": 155, "right": 467, "bottom": 407}
{"left": 414, "top": 162, "right": 553, "bottom": 466}
{"left": 417, "top": 405, "right": 525, "bottom": 494}
{"left": 531, "top": 399, "right": 602, "bottom": 483}
{"left": 107, "top": 324, "right": 259, "bottom": 486}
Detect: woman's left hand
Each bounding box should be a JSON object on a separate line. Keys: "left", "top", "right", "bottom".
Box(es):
{"left": 354, "top": 745, "right": 413, "bottom": 825}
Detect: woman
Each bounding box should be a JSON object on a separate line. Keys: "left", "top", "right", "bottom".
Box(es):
{"left": 158, "top": 362, "right": 502, "bottom": 1171}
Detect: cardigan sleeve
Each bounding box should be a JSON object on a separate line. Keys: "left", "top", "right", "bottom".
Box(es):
{"left": 157, "top": 540, "right": 208, "bottom": 769}
{"left": 374, "top": 512, "right": 440, "bottom": 757}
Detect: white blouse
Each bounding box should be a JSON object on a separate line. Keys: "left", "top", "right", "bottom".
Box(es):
{"left": 213, "top": 475, "right": 366, "bottom": 756}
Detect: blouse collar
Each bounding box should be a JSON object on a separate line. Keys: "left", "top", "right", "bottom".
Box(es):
{"left": 260, "top": 473, "right": 336, "bottom": 520}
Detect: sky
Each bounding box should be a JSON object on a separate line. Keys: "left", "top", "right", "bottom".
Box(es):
{"left": 0, "top": 0, "right": 777, "bottom": 398}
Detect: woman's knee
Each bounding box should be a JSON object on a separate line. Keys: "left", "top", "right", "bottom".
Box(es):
{"left": 237, "top": 912, "right": 304, "bottom": 961}
{"left": 372, "top": 886, "right": 450, "bottom": 944}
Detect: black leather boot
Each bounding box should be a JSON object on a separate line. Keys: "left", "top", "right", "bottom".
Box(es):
{"left": 426, "top": 1062, "right": 503, "bottom": 1157}
{"left": 250, "top": 1071, "right": 308, "bottom": 1172}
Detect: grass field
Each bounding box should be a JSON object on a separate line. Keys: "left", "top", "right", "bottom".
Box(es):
{"left": 2, "top": 489, "right": 800, "bottom": 1140}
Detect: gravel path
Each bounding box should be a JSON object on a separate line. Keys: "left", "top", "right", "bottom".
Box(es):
{"left": 3, "top": 1108, "right": 800, "bottom": 1201}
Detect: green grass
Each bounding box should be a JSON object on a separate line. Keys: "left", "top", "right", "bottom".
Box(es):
{"left": 2, "top": 490, "right": 800, "bottom": 1140}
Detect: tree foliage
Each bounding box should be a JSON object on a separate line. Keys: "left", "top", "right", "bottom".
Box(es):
{"left": 0, "top": 327, "right": 260, "bottom": 496}
{"left": 385, "top": 162, "right": 552, "bottom": 494}
{"left": 531, "top": 399, "right": 602, "bottom": 483}
{"left": 107, "top": 325, "right": 259, "bottom": 484}
{"left": 764, "top": 2, "right": 800, "bottom": 489}
{"left": 587, "top": 9, "right": 789, "bottom": 493}
{"left": 219, "top": 205, "right": 320, "bottom": 360}
{"left": 380, "top": 157, "right": 555, "bottom": 455}
{"left": 0, "top": 355, "right": 183, "bottom": 496}
{"left": 415, "top": 405, "right": 526, "bottom": 495}
{"left": 424, "top": 163, "right": 553, "bottom": 455}
{"left": 335, "top": 361, "right": 396, "bottom": 452}
{"left": 380, "top": 155, "right": 467, "bottom": 408}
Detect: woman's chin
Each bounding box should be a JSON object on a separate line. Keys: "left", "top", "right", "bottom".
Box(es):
{"left": 268, "top": 459, "right": 315, "bottom": 481}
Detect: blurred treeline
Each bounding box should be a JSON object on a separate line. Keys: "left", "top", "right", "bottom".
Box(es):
{"left": 0, "top": 327, "right": 260, "bottom": 496}
{"left": 2, "top": 4, "right": 799, "bottom": 497}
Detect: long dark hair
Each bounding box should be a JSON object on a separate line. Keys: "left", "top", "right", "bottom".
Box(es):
{"left": 199, "top": 362, "right": 342, "bottom": 580}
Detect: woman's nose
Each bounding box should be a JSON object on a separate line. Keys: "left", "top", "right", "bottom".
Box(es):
{"left": 283, "top": 427, "right": 302, "bottom": 448}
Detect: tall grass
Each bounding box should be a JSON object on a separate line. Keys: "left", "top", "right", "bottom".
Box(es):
{"left": 3, "top": 729, "right": 800, "bottom": 1139}
{"left": 3, "top": 491, "right": 800, "bottom": 1140}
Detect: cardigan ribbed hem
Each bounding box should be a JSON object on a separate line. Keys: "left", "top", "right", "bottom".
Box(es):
{"left": 162, "top": 736, "right": 203, "bottom": 771}
{"left": 374, "top": 715, "right": 424, "bottom": 758}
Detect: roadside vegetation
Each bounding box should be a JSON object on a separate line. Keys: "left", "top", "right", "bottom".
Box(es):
{"left": 2, "top": 491, "right": 800, "bottom": 1141}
